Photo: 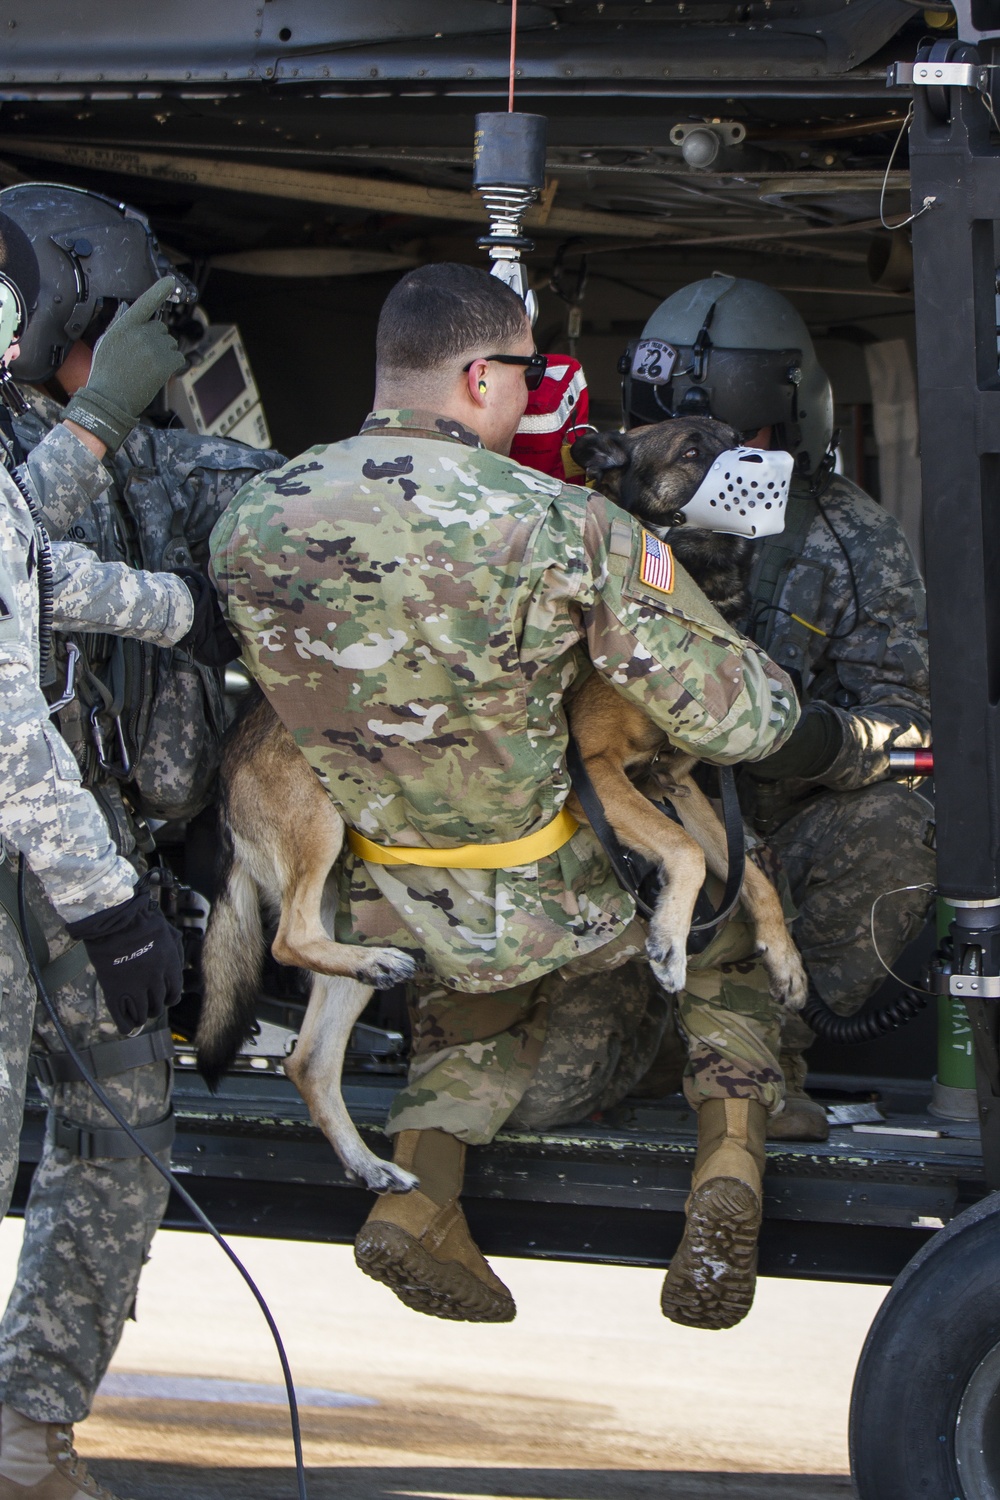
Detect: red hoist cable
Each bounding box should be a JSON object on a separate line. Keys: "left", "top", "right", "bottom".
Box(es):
{"left": 508, "top": 0, "right": 518, "bottom": 112}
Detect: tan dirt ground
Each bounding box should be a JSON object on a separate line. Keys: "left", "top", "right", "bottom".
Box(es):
{"left": 0, "top": 1219, "right": 882, "bottom": 1498}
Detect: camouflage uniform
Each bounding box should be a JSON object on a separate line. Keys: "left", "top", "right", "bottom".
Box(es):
{"left": 13, "top": 389, "right": 283, "bottom": 829}
{"left": 210, "top": 408, "right": 798, "bottom": 1144}
{"left": 744, "top": 471, "right": 934, "bottom": 1048}
{"left": 0, "top": 441, "right": 196, "bottom": 1421}
{"left": 544, "top": 469, "right": 935, "bottom": 1109}
{"left": 0, "top": 398, "right": 282, "bottom": 1426}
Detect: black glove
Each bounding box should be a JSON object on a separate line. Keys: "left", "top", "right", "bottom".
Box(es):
{"left": 63, "top": 277, "right": 186, "bottom": 451}
{"left": 177, "top": 569, "right": 242, "bottom": 668}
{"left": 747, "top": 701, "right": 845, "bottom": 784}
{"left": 66, "top": 873, "right": 184, "bottom": 1036}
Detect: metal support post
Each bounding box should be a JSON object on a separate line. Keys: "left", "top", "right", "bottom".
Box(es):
{"left": 908, "top": 40, "right": 1000, "bottom": 1180}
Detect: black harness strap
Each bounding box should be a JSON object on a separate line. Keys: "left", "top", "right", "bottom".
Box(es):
{"left": 52, "top": 1110, "right": 176, "bottom": 1161}
{"left": 566, "top": 737, "right": 746, "bottom": 951}
{"left": 29, "top": 1021, "right": 174, "bottom": 1087}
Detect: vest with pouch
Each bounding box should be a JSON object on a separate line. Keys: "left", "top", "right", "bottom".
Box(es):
{"left": 15, "top": 392, "right": 282, "bottom": 851}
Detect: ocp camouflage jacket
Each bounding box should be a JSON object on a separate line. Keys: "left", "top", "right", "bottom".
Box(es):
{"left": 211, "top": 408, "right": 799, "bottom": 992}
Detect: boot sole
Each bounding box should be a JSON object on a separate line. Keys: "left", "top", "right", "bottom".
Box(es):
{"left": 660, "top": 1177, "right": 761, "bottom": 1331}
{"left": 355, "top": 1221, "right": 516, "bottom": 1323}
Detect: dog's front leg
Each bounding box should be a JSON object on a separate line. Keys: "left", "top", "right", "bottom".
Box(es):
{"left": 284, "top": 974, "right": 418, "bottom": 1194}
{"left": 670, "top": 774, "right": 808, "bottom": 1011}
{"left": 571, "top": 755, "right": 706, "bottom": 994}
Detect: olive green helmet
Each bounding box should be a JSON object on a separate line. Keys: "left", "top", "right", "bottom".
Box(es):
{"left": 621, "top": 273, "right": 834, "bottom": 476}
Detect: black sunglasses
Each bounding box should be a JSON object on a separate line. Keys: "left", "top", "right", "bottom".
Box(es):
{"left": 463, "top": 352, "right": 547, "bottom": 391}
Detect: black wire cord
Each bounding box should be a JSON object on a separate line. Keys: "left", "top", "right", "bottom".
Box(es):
{"left": 802, "top": 982, "right": 930, "bottom": 1045}
{"left": 16, "top": 855, "right": 309, "bottom": 1500}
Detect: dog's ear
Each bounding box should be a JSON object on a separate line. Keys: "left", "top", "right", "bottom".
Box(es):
{"left": 570, "top": 431, "right": 631, "bottom": 497}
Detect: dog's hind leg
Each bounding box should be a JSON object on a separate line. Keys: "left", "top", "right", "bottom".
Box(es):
{"left": 284, "top": 973, "right": 418, "bottom": 1194}
{"left": 269, "top": 778, "right": 416, "bottom": 991}
{"left": 670, "top": 774, "right": 807, "bottom": 1010}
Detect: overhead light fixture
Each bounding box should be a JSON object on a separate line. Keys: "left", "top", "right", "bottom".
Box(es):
{"left": 670, "top": 120, "right": 747, "bottom": 171}
{"left": 473, "top": 110, "right": 547, "bottom": 321}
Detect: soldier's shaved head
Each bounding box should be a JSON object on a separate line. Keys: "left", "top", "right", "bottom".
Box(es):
{"left": 376, "top": 263, "right": 528, "bottom": 380}
{"left": 374, "top": 262, "right": 534, "bottom": 456}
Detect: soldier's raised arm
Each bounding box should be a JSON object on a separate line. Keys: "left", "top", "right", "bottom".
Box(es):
{"left": 578, "top": 492, "right": 799, "bottom": 764}
{"left": 9, "top": 276, "right": 186, "bottom": 538}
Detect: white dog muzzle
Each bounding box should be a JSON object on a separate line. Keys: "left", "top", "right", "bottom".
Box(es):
{"left": 679, "top": 447, "right": 794, "bottom": 538}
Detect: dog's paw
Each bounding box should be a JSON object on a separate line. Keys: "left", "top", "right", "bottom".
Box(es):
{"left": 352, "top": 1158, "right": 419, "bottom": 1195}
{"left": 758, "top": 940, "right": 808, "bottom": 1012}
{"left": 357, "top": 948, "right": 418, "bottom": 991}
{"left": 647, "top": 934, "right": 687, "bottom": 995}
{"left": 782, "top": 955, "right": 809, "bottom": 1013}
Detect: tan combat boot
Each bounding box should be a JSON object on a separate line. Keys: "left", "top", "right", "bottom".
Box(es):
{"left": 354, "top": 1129, "right": 516, "bottom": 1323}
{"left": 766, "top": 1050, "right": 829, "bottom": 1142}
{"left": 661, "top": 1097, "right": 766, "bottom": 1330}
{"left": 0, "top": 1406, "right": 127, "bottom": 1499}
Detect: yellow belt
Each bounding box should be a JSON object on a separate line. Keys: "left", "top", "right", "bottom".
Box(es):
{"left": 346, "top": 806, "right": 579, "bottom": 869}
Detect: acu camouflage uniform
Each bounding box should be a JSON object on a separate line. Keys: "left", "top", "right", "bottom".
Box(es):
{"left": 210, "top": 408, "right": 799, "bottom": 1146}
{"left": 557, "top": 468, "right": 935, "bottom": 1107}
{"left": 0, "top": 429, "right": 194, "bottom": 1424}
{"left": 744, "top": 471, "right": 934, "bottom": 1052}
{"left": 0, "top": 395, "right": 282, "bottom": 1426}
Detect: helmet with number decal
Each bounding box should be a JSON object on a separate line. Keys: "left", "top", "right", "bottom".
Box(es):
{"left": 0, "top": 182, "right": 196, "bottom": 384}
{"left": 620, "top": 274, "right": 834, "bottom": 475}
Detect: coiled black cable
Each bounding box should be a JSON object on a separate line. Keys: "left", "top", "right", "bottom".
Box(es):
{"left": 802, "top": 982, "right": 931, "bottom": 1045}
{"left": 20, "top": 482, "right": 54, "bottom": 683}
{"left": 16, "top": 854, "right": 309, "bottom": 1500}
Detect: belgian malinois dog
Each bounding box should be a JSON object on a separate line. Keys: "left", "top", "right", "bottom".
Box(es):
{"left": 197, "top": 417, "right": 805, "bottom": 1195}
{"left": 568, "top": 418, "right": 806, "bottom": 1004}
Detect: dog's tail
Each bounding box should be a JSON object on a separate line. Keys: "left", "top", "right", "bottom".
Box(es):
{"left": 196, "top": 812, "right": 266, "bottom": 1091}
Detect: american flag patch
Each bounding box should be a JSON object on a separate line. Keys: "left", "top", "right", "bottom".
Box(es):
{"left": 639, "top": 530, "right": 674, "bottom": 594}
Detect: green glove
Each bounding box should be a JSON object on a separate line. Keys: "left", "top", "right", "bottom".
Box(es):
{"left": 63, "top": 276, "right": 186, "bottom": 451}
{"left": 748, "top": 701, "right": 845, "bottom": 783}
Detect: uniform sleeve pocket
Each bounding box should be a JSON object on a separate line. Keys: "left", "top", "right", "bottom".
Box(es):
{"left": 0, "top": 552, "right": 22, "bottom": 644}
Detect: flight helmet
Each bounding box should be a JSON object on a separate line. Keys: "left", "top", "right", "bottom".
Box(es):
{"left": 620, "top": 273, "right": 834, "bottom": 475}
{"left": 0, "top": 182, "right": 195, "bottom": 383}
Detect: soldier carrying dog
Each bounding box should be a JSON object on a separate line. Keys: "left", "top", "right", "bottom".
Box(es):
{"left": 210, "top": 262, "right": 800, "bottom": 1332}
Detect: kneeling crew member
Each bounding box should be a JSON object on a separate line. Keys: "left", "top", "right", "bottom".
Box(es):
{"left": 623, "top": 274, "right": 933, "bottom": 1141}
{"left": 210, "top": 264, "right": 799, "bottom": 1331}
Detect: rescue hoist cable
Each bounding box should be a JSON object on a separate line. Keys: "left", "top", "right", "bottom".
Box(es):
{"left": 15, "top": 856, "right": 310, "bottom": 1500}
{"left": 508, "top": 0, "right": 518, "bottom": 112}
